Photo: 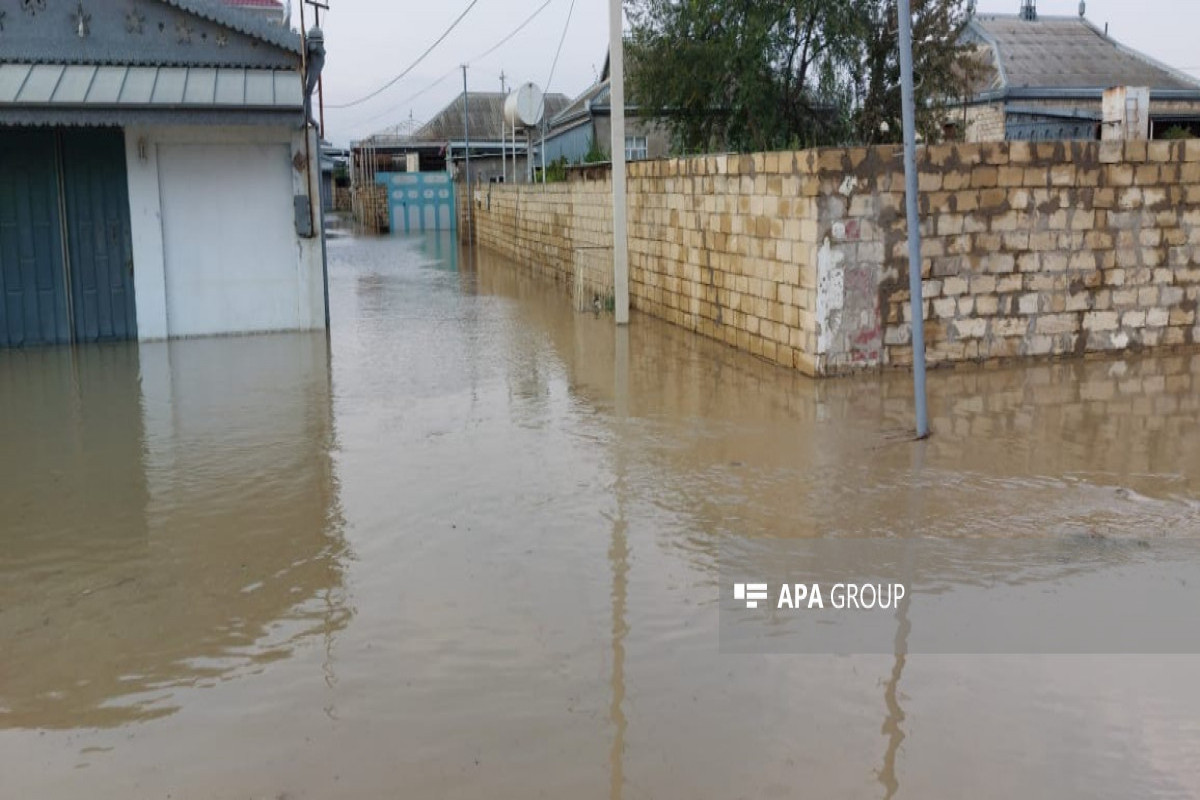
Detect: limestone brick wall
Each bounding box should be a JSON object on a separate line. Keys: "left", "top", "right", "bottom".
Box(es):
{"left": 472, "top": 179, "right": 614, "bottom": 308}
{"left": 964, "top": 103, "right": 1006, "bottom": 143}
{"left": 466, "top": 139, "right": 1200, "bottom": 377}
{"left": 626, "top": 154, "right": 824, "bottom": 373}
{"left": 816, "top": 139, "right": 1200, "bottom": 371}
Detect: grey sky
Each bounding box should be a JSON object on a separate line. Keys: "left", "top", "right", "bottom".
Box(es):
{"left": 317, "top": 0, "right": 1200, "bottom": 147}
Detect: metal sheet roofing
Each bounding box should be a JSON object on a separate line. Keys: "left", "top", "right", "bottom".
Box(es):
{"left": 0, "top": 63, "right": 302, "bottom": 108}
{"left": 160, "top": 0, "right": 300, "bottom": 54}
{"left": 415, "top": 92, "right": 573, "bottom": 142}
{"left": 967, "top": 15, "right": 1200, "bottom": 93}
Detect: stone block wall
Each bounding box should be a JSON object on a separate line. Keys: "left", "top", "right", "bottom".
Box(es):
{"left": 466, "top": 139, "right": 1200, "bottom": 376}
{"left": 626, "top": 153, "right": 824, "bottom": 373}
{"left": 473, "top": 180, "right": 615, "bottom": 309}
{"left": 819, "top": 139, "right": 1200, "bottom": 371}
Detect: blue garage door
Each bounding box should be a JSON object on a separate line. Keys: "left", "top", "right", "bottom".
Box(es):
{"left": 0, "top": 130, "right": 70, "bottom": 347}
{"left": 0, "top": 128, "right": 136, "bottom": 347}
{"left": 61, "top": 129, "right": 137, "bottom": 343}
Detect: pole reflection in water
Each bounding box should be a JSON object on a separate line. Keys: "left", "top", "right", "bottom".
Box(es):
{"left": 878, "top": 441, "right": 923, "bottom": 799}
{"left": 609, "top": 325, "right": 630, "bottom": 800}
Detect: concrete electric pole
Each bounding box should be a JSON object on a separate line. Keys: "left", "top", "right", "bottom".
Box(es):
{"left": 608, "top": 0, "right": 630, "bottom": 325}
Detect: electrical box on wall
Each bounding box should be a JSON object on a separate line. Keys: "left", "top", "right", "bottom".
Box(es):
{"left": 294, "top": 195, "right": 314, "bottom": 238}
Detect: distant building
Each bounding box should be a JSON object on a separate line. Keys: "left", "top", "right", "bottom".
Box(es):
{"left": 355, "top": 91, "right": 572, "bottom": 182}
{"left": 957, "top": 2, "right": 1200, "bottom": 142}
{"left": 543, "top": 56, "right": 671, "bottom": 165}
{"left": 320, "top": 142, "right": 348, "bottom": 212}
{"left": 223, "top": 0, "right": 289, "bottom": 25}
{"left": 0, "top": 0, "right": 326, "bottom": 347}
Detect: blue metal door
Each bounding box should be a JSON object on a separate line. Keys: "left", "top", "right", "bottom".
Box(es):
{"left": 377, "top": 171, "right": 457, "bottom": 234}
{"left": 60, "top": 129, "right": 137, "bottom": 343}
{"left": 0, "top": 130, "right": 70, "bottom": 346}
{"left": 0, "top": 128, "right": 136, "bottom": 348}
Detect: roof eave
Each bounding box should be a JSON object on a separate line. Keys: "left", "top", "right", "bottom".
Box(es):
{"left": 158, "top": 0, "right": 302, "bottom": 55}
{"left": 976, "top": 87, "right": 1200, "bottom": 103}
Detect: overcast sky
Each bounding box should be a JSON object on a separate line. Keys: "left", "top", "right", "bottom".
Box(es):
{"left": 316, "top": 0, "right": 1200, "bottom": 147}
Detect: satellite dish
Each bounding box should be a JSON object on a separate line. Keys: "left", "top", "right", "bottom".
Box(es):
{"left": 504, "top": 82, "right": 545, "bottom": 128}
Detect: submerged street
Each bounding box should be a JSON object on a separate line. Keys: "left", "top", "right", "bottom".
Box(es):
{"left": 3, "top": 233, "right": 1200, "bottom": 798}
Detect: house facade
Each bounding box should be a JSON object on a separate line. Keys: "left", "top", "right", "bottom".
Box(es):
{"left": 542, "top": 62, "right": 671, "bottom": 166}
{"left": 0, "top": 0, "right": 325, "bottom": 348}
{"left": 958, "top": 3, "right": 1200, "bottom": 142}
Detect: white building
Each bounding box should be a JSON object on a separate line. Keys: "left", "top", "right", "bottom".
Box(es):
{"left": 0, "top": 0, "right": 326, "bottom": 347}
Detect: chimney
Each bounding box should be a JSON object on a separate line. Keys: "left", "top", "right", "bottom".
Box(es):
{"left": 1079, "top": 1, "right": 1086, "bottom": 17}
{"left": 1019, "top": 0, "right": 1037, "bottom": 21}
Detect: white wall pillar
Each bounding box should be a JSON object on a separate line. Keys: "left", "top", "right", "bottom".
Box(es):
{"left": 125, "top": 127, "right": 169, "bottom": 341}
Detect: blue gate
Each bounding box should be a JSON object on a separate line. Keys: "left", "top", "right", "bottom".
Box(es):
{"left": 376, "top": 171, "right": 456, "bottom": 234}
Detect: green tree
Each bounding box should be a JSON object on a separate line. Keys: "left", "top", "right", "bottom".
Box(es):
{"left": 627, "top": 0, "right": 969, "bottom": 153}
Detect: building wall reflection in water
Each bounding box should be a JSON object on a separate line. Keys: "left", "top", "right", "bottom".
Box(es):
{"left": 0, "top": 333, "right": 349, "bottom": 729}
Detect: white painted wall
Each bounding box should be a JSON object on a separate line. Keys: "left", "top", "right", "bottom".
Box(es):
{"left": 125, "top": 125, "right": 326, "bottom": 340}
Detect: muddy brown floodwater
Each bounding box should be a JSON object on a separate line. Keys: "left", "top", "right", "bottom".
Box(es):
{"left": 3, "top": 232, "right": 1200, "bottom": 799}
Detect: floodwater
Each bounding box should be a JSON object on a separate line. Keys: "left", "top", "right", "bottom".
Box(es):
{"left": 2, "top": 231, "right": 1200, "bottom": 798}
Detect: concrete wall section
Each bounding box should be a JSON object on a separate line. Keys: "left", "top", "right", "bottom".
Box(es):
{"left": 125, "top": 125, "right": 326, "bottom": 340}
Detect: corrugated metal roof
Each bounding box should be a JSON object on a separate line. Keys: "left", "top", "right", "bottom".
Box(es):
{"left": 967, "top": 15, "right": 1200, "bottom": 93}
{"left": 160, "top": 0, "right": 300, "bottom": 54}
{"left": 0, "top": 63, "right": 302, "bottom": 108}
{"left": 415, "top": 91, "right": 573, "bottom": 142}
{"left": 550, "top": 80, "right": 610, "bottom": 128}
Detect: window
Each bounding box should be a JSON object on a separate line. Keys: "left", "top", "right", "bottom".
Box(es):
{"left": 625, "top": 135, "right": 649, "bottom": 162}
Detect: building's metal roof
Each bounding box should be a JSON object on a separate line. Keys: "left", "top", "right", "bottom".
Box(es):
{"left": 414, "top": 91, "right": 572, "bottom": 142}
{"left": 0, "top": 63, "right": 302, "bottom": 109}
{"left": 160, "top": 0, "right": 300, "bottom": 54}
{"left": 966, "top": 15, "right": 1200, "bottom": 95}
{"left": 550, "top": 80, "right": 610, "bottom": 129}
{"left": 0, "top": 0, "right": 299, "bottom": 70}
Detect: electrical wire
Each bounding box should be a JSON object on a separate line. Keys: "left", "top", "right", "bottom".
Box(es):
{"left": 543, "top": 0, "right": 577, "bottom": 93}
{"left": 472, "top": 0, "right": 558, "bottom": 66}
{"left": 328, "top": 0, "right": 481, "bottom": 109}
{"left": 357, "top": 68, "right": 458, "bottom": 127}
{"left": 345, "top": 0, "right": 565, "bottom": 129}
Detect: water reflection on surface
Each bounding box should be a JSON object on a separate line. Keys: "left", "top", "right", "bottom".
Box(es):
{"left": 0, "top": 334, "right": 348, "bottom": 730}
{"left": 1, "top": 232, "right": 1198, "bottom": 799}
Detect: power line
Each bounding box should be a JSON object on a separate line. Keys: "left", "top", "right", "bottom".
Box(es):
{"left": 328, "top": 0, "right": 481, "bottom": 110}
{"left": 357, "top": 68, "right": 458, "bottom": 127}
{"left": 472, "top": 0, "right": 558, "bottom": 66}
{"left": 346, "top": 0, "right": 564, "bottom": 129}
{"left": 544, "top": 0, "right": 577, "bottom": 92}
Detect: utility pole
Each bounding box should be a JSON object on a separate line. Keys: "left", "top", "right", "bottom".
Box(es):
{"left": 462, "top": 65, "right": 473, "bottom": 240}
{"left": 608, "top": 0, "right": 630, "bottom": 325}
{"left": 301, "top": 0, "right": 329, "bottom": 139}
{"left": 897, "top": 0, "right": 930, "bottom": 439}
{"left": 500, "top": 71, "right": 508, "bottom": 184}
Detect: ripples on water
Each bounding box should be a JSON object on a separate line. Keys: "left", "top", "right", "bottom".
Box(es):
{"left": 0, "top": 232, "right": 1198, "bottom": 798}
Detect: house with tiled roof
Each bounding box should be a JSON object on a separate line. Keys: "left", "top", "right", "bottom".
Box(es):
{"left": 0, "top": 0, "right": 327, "bottom": 347}
{"left": 958, "top": 0, "right": 1200, "bottom": 142}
